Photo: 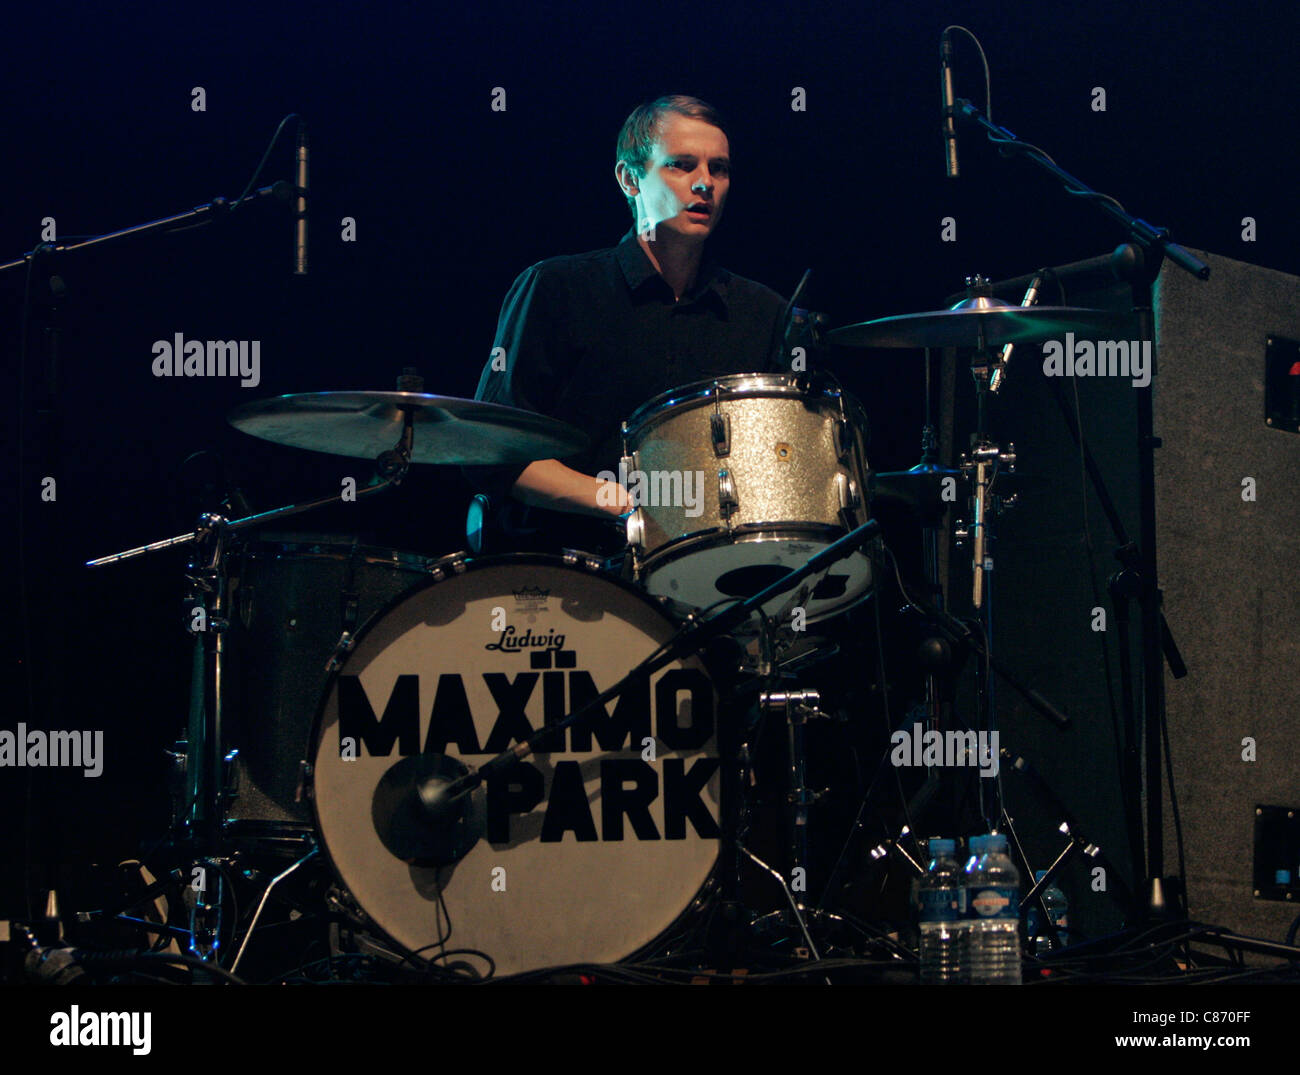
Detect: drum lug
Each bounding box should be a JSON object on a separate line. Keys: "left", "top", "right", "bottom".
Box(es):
{"left": 561, "top": 548, "right": 603, "bottom": 572}
{"left": 620, "top": 452, "right": 638, "bottom": 480}
{"left": 836, "top": 472, "right": 861, "bottom": 518}
{"left": 710, "top": 411, "right": 731, "bottom": 457}
{"left": 430, "top": 552, "right": 468, "bottom": 580}
{"left": 625, "top": 507, "right": 646, "bottom": 551}
{"left": 835, "top": 418, "right": 855, "bottom": 460}
{"left": 717, "top": 469, "right": 739, "bottom": 519}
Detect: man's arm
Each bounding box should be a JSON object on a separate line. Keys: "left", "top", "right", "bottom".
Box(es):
{"left": 512, "top": 458, "right": 628, "bottom": 518}
{"left": 473, "top": 262, "right": 630, "bottom": 522}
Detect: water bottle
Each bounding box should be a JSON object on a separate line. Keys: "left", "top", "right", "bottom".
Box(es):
{"left": 915, "top": 838, "right": 964, "bottom": 983}
{"left": 964, "top": 833, "right": 1022, "bottom": 984}
{"left": 1025, "top": 869, "right": 1069, "bottom": 954}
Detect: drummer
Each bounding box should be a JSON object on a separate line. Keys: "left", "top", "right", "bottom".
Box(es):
{"left": 469, "top": 94, "right": 789, "bottom": 555}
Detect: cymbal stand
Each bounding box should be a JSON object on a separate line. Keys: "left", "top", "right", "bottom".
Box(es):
{"left": 953, "top": 276, "right": 1021, "bottom": 832}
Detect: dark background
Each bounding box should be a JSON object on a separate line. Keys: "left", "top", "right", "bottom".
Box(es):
{"left": 2, "top": 0, "right": 1296, "bottom": 945}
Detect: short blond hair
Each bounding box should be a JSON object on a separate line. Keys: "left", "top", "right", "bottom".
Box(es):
{"left": 615, "top": 95, "right": 728, "bottom": 221}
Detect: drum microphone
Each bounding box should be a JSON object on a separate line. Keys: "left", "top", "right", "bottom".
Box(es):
{"left": 294, "top": 119, "right": 308, "bottom": 274}
{"left": 371, "top": 753, "right": 483, "bottom": 866}
{"left": 991, "top": 273, "right": 1044, "bottom": 393}
{"left": 941, "top": 30, "right": 959, "bottom": 178}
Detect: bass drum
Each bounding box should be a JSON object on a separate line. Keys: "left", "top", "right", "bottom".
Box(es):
{"left": 308, "top": 553, "right": 722, "bottom": 976}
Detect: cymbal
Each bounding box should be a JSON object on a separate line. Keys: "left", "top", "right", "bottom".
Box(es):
{"left": 228, "top": 391, "right": 588, "bottom": 465}
{"left": 870, "top": 465, "right": 962, "bottom": 519}
{"left": 828, "top": 302, "right": 1128, "bottom": 350}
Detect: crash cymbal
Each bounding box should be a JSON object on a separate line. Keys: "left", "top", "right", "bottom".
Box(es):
{"left": 229, "top": 391, "right": 588, "bottom": 465}
{"left": 828, "top": 303, "right": 1128, "bottom": 350}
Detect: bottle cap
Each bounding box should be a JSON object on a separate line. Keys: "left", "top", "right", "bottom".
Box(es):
{"left": 985, "top": 833, "right": 1009, "bottom": 852}
{"left": 968, "top": 835, "right": 989, "bottom": 855}
{"left": 929, "top": 838, "right": 957, "bottom": 856}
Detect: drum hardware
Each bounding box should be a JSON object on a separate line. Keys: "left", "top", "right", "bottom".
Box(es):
{"left": 736, "top": 844, "right": 825, "bottom": 970}
{"left": 228, "top": 845, "right": 319, "bottom": 975}
{"left": 1001, "top": 747, "right": 1136, "bottom": 936}
{"left": 709, "top": 405, "right": 730, "bottom": 456}
{"left": 717, "top": 469, "right": 739, "bottom": 519}
{"left": 822, "top": 274, "right": 1099, "bottom": 919}
{"left": 873, "top": 84, "right": 1208, "bottom": 916}
{"left": 758, "top": 689, "right": 846, "bottom": 906}
{"left": 960, "top": 438, "right": 1016, "bottom": 612}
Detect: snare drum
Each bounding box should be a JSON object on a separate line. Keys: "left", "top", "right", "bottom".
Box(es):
{"left": 621, "top": 372, "right": 873, "bottom": 624}
{"left": 307, "top": 553, "right": 721, "bottom": 975}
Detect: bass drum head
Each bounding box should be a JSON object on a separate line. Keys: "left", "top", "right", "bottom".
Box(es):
{"left": 309, "top": 555, "right": 721, "bottom": 976}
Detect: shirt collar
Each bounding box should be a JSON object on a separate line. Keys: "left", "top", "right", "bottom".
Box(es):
{"left": 616, "top": 229, "right": 728, "bottom": 311}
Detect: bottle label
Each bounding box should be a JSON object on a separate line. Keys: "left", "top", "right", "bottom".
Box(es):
{"left": 917, "top": 888, "right": 960, "bottom": 922}
{"left": 969, "top": 886, "right": 1018, "bottom": 919}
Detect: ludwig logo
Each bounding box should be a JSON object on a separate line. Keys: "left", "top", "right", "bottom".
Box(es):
{"left": 484, "top": 626, "right": 567, "bottom": 655}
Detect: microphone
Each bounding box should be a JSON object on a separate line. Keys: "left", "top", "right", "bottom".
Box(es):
{"left": 941, "top": 31, "right": 959, "bottom": 178}
{"left": 990, "top": 273, "right": 1044, "bottom": 393}
{"left": 371, "top": 753, "right": 483, "bottom": 866}
{"left": 294, "top": 119, "right": 309, "bottom": 274}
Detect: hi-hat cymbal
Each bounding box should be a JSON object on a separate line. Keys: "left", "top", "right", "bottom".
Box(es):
{"left": 228, "top": 391, "right": 588, "bottom": 465}
{"left": 828, "top": 303, "right": 1128, "bottom": 350}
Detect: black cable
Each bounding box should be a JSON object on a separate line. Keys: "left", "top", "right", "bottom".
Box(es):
{"left": 74, "top": 951, "right": 247, "bottom": 985}
{"left": 230, "top": 113, "right": 300, "bottom": 212}
{"left": 1160, "top": 695, "right": 1189, "bottom": 912}
{"left": 942, "top": 25, "right": 993, "bottom": 122}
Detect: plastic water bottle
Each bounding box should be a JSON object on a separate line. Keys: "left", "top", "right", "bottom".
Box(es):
{"left": 915, "top": 838, "right": 964, "bottom": 983}
{"left": 1025, "top": 869, "right": 1069, "bottom": 954}
{"left": 964, "top": 833, "right": 1022, "bottom": 984}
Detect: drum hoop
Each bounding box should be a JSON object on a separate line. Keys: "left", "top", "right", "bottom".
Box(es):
{"left": 637, "top": 522, "right": 875, "bottom": 584}
{"left": 303, "top": 550, "right": 722, "bottom": 971}
{"left": 234, "top": 538, "right": 446, "bottom": 574}
{"left": 623, "top": 371, "right": 849, "bottom": 439}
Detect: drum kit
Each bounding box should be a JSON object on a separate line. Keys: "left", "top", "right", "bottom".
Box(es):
{"left": 85, "top": 281, "right": 1130, "bottom": 981}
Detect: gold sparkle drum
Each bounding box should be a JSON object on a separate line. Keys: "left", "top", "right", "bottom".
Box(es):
{"left": 621, "top": 372, "right": 873, "bottom": 624}
{"left": 307, "top": 553, "right": 721, "bottom": 976}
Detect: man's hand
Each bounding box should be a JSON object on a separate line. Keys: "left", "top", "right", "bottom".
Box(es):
{"left": 511, "top": 459, "right": 629, "bottom": 519}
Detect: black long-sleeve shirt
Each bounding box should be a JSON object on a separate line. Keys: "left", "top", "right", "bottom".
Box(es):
{"left": 468, "top": 229, "right": 787, "bottom": 554}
